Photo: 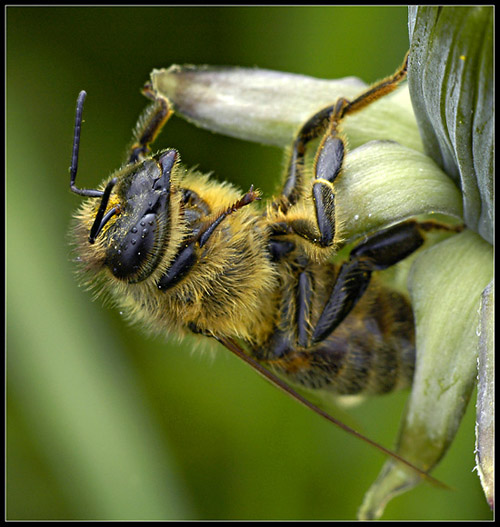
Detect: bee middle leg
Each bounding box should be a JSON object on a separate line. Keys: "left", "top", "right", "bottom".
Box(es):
{"left": 277, "top": 53, "right": 409, "bottom": 249}
{"left": 261, "top": 262, "right": 315, "bottom": 357}
{"left": 267, "top": 218, "right": 433, "bottom": 349}
{"left": 268, "top": 218, "right": 462, "bottom": 362}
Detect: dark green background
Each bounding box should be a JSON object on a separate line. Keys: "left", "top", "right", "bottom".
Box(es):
{"left": 6, "top": 6, "right": 491, "bottom": 520}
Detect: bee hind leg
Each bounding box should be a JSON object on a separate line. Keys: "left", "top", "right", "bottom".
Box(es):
{"left": 307, "top": 51, "right": 407, "bottom": 248}
{"left": 312, "top": 219, "right": 429, "bottom": 344}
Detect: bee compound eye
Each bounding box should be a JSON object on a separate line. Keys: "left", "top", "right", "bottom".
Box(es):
{"left": 107, "top": 212, "right": 158, "bottom": 281}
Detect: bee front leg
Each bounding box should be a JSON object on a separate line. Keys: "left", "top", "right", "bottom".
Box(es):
{"left": 157, "top": 186, "right": 260, "bottom": 291}
{"left": 128, "top": 89, "right": 174, "bottom": 164}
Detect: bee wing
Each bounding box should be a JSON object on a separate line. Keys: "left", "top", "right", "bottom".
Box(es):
{"left": 217, "top": 336, "right": 447, "bottom": 489}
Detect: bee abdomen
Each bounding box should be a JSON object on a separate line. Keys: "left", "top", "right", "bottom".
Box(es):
{"left": 260, "top": 289, "right": 416, "bottom": 395}
{"left": 316, "top": 331, "right": 415, "bottom": 395}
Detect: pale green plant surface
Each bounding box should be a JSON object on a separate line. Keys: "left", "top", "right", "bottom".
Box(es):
{"left": 360, "top": 7, "right": 493, "bottom": 518}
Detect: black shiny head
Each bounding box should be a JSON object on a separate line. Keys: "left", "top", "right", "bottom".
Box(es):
{"left": 69, "top": 90, "right": 177, "bottom": 283}
{"left": 104, "top": 150, "right": 175, "bottom": 282}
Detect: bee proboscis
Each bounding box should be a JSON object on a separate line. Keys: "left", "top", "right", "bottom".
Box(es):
{"left": 69, "top": 53, "right": 457, "bottom": 487}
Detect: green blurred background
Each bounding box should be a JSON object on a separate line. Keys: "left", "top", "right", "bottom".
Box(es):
{"left": 6, "top": 6, "right": 492, "bottom": 520}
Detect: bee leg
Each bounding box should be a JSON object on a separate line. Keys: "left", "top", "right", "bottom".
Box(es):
{"left": 289, "top": 95, "right": 354, "bottom": 248}
{"left": 279, "top": 106, "right": 336, "bottom": 208}
{"left": 128, "top": 90, "right": 174, "bottom": 164}
{"left": 157, "top": 243, "right": 198, "bottom": 291}
{"left": 309, "top": 115, "right": 346, "bottom": 247}
{"left": 334, "top": 51, "right": 409, "bottom": 119}
{"left": 277, "top": 53, "right": 409, "bottom": 246}
{"left": 262, "top": 267, "right": 313, "bottom": 358}
{"left": 309, "top": 53, "right": 409, "bottom": 246}
{"left": 296, "top": 269, "right": 314, "bottom": 348}
{"left": 157, "top": 186, "right": 260, "bottom": 291}
{"left": 311, "top": 219, "right": 426, "bottom": 344}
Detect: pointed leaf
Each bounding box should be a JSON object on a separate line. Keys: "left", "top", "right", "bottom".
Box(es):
{"left": 359, "top": 230, "right": 493, "bottom": 519}
{"left": 475, "top": 280, "right": 494, "bottom": 509}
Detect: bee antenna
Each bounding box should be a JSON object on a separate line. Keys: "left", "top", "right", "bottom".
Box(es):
{"left": 69, "top": 90, "right": 105, "bottom": 198}
{"left": 88, "top": 178, "right": 119, "bottom": 244}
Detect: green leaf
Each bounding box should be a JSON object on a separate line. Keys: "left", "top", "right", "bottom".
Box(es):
{"left": 407, "top": 6, "right": 493, "bottom": 243}
{"left": 475, "top": 280, "right": 494, "bottom": 509}
{"left": 358, "top": 231, "right": 493, "bottom": 520}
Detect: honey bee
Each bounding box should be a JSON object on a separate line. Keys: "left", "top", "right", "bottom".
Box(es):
{"left": 68, "top": 54, "right": 456, "bottom": 481}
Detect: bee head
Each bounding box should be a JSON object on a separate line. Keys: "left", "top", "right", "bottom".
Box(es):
{"left": 69, "top": 91, "right": 180, "bottom": 284}
{"left": 73, "top": 150, "right": 178, "bottom": 284}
